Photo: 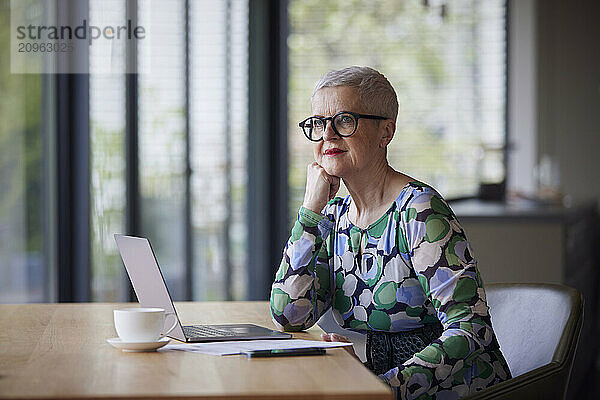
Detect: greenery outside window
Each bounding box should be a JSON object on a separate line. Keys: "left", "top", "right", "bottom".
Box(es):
{"left": 288, "top": 0, "right": 507, "bottom": 223}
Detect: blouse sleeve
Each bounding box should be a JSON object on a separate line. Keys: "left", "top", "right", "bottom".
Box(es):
{"left": 269, "top": 201, "right": 338, "bottom": 331}
{"left": 380, "top": 189, "right": 505, "bottom": 398}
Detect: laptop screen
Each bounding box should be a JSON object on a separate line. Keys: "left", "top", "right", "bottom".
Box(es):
{"left": 114, "top": 234, "right": 186, "bottom": 341}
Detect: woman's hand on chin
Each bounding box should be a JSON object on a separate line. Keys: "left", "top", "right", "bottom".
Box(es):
{"left": 302, "top": 162, "right": 340, "bottom": 213}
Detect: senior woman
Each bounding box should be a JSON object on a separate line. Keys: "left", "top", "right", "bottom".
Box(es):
{"left": 270, "top": 66, "right": 511, "bottom": 399}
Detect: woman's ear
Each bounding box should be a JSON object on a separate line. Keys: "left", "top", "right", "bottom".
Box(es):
{"left": 380, "top": 120, "right": 396, "bottom": 148}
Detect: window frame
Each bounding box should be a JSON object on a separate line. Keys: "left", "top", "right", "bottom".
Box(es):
{"left": 247, "top": 0, "right": 289, "bottom": 300}
{"left": 56, "top": 0, "right": 91, "bottom": 302}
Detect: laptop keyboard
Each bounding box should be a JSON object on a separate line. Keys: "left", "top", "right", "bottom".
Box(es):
{"left": 183, "top": 325, "right": 238, "bottom": 338}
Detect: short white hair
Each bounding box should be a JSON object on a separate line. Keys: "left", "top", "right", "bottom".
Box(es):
{"left": 312, "top": 66, "right": 398, "bottom": 122}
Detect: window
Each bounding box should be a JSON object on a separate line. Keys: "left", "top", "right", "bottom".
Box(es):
{"left": 4, "top": 0, "right": 506, "bottom": 303}
{"left": 137, "top": 0, "right": 188, "bottom": 300}
{"left": 89, "top": 0, "right": 127, "bottom": 301}
{"left": 0, "top": 0, "right": 53, "bottom": 303}
{"left": 288, "top": 0, "right": 507, "bottom": 220}
{"left": 189, "top": 0, "right": 248, "bottom": 300}
{"left": 89, "top": 0, "right": 248, "bottom": 302}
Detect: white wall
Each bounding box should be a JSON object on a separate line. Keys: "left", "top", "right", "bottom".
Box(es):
{"left": 507, "top": 0, "right": 537, "bottom": 198}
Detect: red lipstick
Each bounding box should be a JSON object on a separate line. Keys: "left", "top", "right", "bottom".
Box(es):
{"left": 324, "top": 148, "right": 346, "bottom": 156}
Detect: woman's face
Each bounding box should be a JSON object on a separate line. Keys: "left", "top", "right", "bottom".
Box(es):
{"left": 311, "top": 86, "right": 393, "bottom": 178}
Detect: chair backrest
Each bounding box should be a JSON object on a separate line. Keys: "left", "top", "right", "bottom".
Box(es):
{"left": 486, "top": 283, "right": 581, "bottom": 377}
{"left": 465, "top": 283, "right": 583, "bottom": 400}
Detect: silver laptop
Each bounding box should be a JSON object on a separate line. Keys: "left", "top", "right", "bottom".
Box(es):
{"left": 114, "top": 234, "right": 291, "bottom": 343}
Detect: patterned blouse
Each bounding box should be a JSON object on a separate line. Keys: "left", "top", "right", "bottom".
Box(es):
{"left": 270, "top": 181, "right": 511, "bottom": 399}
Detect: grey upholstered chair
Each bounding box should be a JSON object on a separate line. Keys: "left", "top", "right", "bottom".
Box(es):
{"left": 317, "top": 283, "right": 583, "bottom": 400}
{"left": 464, "top": 283, "right": 583, "bottom": 400}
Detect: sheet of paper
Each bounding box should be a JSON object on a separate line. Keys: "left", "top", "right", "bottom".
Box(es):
{"left": 160, "top": 339, "right": 353, "bottom": 356}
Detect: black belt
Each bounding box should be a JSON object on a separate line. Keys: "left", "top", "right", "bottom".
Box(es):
{"left": 365, "top": 322, "right": 444, "bottom": 376}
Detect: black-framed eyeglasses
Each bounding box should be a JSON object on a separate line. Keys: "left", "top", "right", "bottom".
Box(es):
{"left": 298, "top": 111, "right": 387, "bottom": 142}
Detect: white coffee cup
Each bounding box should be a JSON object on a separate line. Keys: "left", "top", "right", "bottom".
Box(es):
{"left": 113, "top": 307, "right": 178, "bottom": 342}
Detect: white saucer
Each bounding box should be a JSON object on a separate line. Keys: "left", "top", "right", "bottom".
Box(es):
{"left": 107, "top": 337, "right": 170, "bottom": 352}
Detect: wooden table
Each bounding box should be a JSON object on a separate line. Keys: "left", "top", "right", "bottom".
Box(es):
{"left": 0, "top": 302, "right": 392, "bottom": 400}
